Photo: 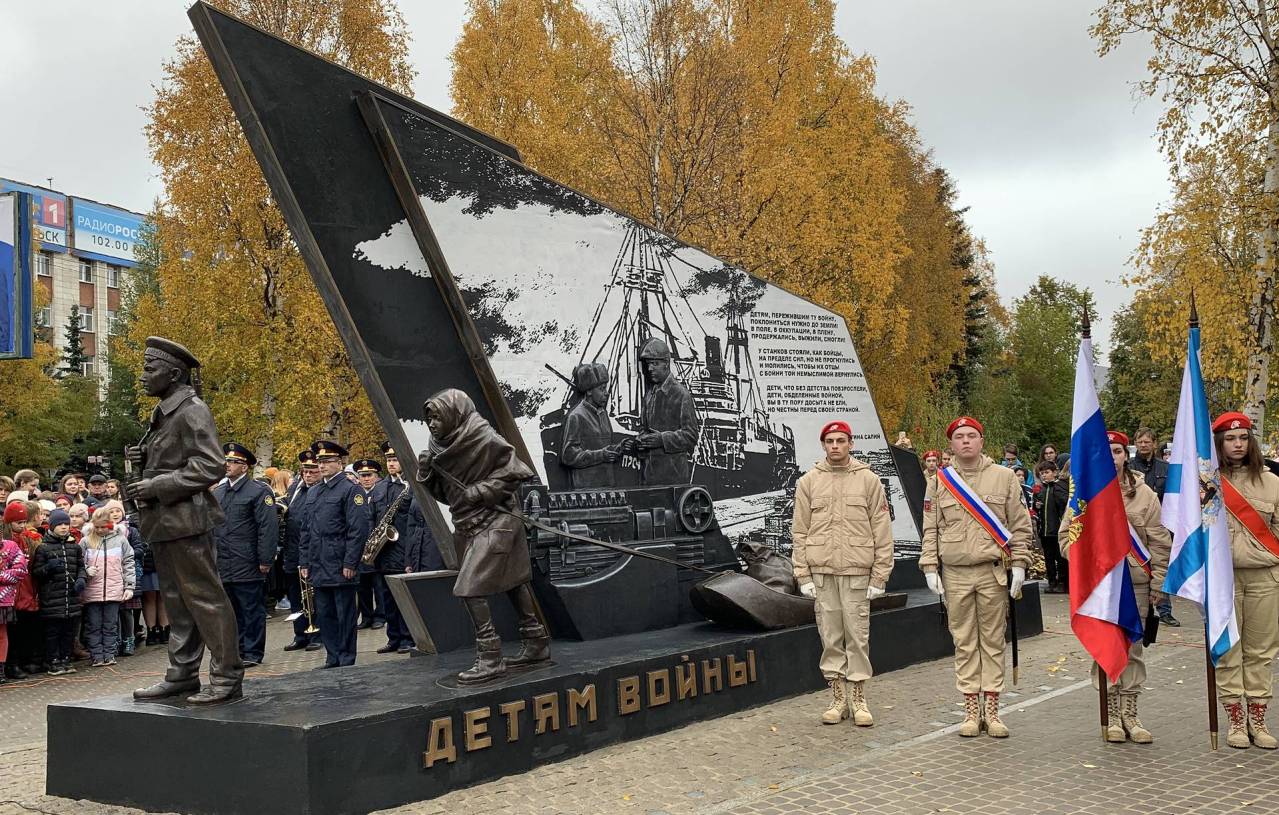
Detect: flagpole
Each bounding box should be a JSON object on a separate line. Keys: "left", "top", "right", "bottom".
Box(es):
{"left": 1079, "top": 305, "right": 1110, "bottom": 741}
{"left": 1188, "top": 292, "right": 1221, "bottom": 751}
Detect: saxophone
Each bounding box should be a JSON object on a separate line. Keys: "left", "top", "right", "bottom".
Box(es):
{"left": 361, "top": 483, "right": 410, "bottom": 566}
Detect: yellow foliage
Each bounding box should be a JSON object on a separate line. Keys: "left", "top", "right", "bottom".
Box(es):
{"left": 132, "top": 0, "right": 415, "bottom": 466}
{"left": 450, "top": 0, "right": 971, "bottom": 433}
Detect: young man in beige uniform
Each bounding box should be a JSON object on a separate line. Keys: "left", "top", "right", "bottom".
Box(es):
{"left": 920, "top": 416, "right": 1032, "bottom": 737}
{"left": 792, "top": 420, "right": 895, "bottom": 725}
{"left": 1213, "top": 411, "right": 1279, "bottom": 749}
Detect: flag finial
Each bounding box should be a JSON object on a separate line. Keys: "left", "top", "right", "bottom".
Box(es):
{"left": 1189, "top": 290, "right": 1199, "bottom": 328}
{"left": 1081, "top": 305, "right": 1092, "bottom": 339}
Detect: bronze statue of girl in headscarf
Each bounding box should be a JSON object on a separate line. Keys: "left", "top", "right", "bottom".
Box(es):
{"left": 416, "top": 388, "right": 548, "bottom": 683}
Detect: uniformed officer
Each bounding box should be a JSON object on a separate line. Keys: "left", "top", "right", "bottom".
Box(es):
{"left": 352, "top": 458, "right": 388, "bottom": 630}
{"left": 212, "top": 443, "right": 278, "bottom": 667}
{"left": 298, "top": 440, "right": 370, "bottom": 668}
{"left": 561, "top": 363, "right": 622, "bottom": 487}
{"left": 921, "top": 416, "right": 1032, "bottom": 738}
{"left": 368, "top": 441, "right": 414, "bottom": 654}
{"left": 1213, "top": 411, "right": 1279, "bottom": 749}
{"left": 282, "top": 449, "right": 321, "bottom": 651}
{"left": 792, "top": 420, "right": 894, "bottom": 726}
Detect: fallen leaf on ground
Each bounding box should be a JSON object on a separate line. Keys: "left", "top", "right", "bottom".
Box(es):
{"left": 911, "top": 771, "right": 923, "bottom": 777}
{"left": 1080, "top": 763, "right": 1098, "bottom": 769}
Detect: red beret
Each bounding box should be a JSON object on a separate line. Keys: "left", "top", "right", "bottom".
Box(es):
{"left": 820, "top": 420, "right": 852, "bottom": 441}
{"left": 1106, "top": 430, "right": 1129, "bottom": 447}
{"left": 923, "top": 450, "right": 941, "bottom": 460}
{"left": 946, "top": 416, "right": 984, "bottom": 438}
{"left": 3, "top": 502, "right": 29, "bottom": 524}
{"left": 1212, "top": 412, "right": 1252, "bottom": 433}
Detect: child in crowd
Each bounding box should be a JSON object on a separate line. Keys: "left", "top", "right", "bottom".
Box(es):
{"left": 31, "top": 509, "right": 87, "bottom": 675}
{"left": 67, "top": 504, "right": 89, "bottom": 541}
{"left": 5, "top": 503, "right": 43, "bottom": 677}
{"left": 80, "top": 507, "right": 135, "bottom": 667}
{"left": 0, "top": 475, "right": 14, "bottom": 505}
{"left": 0, "top": 519, "right": 30, "bottom": 684}
{"left": 103, "top": 501, "right": 145, "bottom": 656}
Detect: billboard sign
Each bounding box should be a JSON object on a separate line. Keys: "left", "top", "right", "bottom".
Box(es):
{"left": 71, "top": 198, "right": 145, "bottom": 266}
{"left": 1, "top": 179, "right": 69, "bottom": 252}
{"left": 1, "top": 192, "right": 35, "bottom": 359}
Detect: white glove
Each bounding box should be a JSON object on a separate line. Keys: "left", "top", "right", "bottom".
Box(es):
{"left": 86, "top": 566, "right": 98, "bottom": 578}
{"left": 799, "top": 581, "right": 816, "bottom": 599}
{"left": 122, "top": 589, "right": 134, "bottom": 601}
{"left": 1009, "top": 566, "right": 1026, "bottom": 598}
{"left": 925, "top": 572, "right": 943, "bottom": 596}
{"left": 866, "top": 584, "right": 885, "bottom": 601}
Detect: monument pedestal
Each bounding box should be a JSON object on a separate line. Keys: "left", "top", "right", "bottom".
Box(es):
{"left": 47, "top": 586, "right": 1041, "bottom": 815}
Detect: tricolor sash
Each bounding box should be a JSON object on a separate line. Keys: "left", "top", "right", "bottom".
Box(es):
{"left": 937, "top": 466, "right": 1012, "bottom": 556}
{"left": 1221, "top": 477, "right": 1279, "bottom": 560}
{"left": 1127, "top": 522, "right": 1153, "bottom": 577}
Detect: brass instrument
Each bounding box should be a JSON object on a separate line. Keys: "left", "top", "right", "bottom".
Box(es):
{"left": 288, "top": 573, "right": 320, "bottom": 634}
{"left": 361, "top": 483, "right": 409, "bottom": 566}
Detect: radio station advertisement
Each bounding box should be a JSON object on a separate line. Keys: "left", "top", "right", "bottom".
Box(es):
{"left": 1, "top": 179, "right": 68, "bottom": 253}
{"left": 71, "top": 198, "right": 144, "bottom": 267}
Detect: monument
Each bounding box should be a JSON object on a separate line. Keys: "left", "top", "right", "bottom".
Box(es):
{"left": 44, "top": 5, "right": 1043, "bottom": 814}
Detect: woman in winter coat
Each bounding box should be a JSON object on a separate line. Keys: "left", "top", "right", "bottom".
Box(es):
{"left": 0, "top": 526, "right": 30, "bottom": 684}
{"left": 80, "top": 506, "right": 135, "bottom": 667}
{"left": 32, "top": 509, "right": 88, "bottom": 675}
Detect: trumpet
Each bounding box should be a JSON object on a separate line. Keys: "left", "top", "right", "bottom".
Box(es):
{"left": 288, "top": 573, "right": 320, "bottom": 634}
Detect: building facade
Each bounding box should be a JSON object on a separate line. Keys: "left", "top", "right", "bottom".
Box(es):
{"left": 2, "top": 178, "right": 144, "bottom": 388}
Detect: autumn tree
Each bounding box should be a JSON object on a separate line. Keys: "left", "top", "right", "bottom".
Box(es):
{"left": 1102, "top": 294, "right": 1181, "bottom": 440}
{"left": 451, "top": 0, "right": 978, "bottom": 433}
{"left": 1093, "top": 1, "right": 1279, "bottom": 429}
{"left": 133, "top": 0, "right": 414, "bottom": 466}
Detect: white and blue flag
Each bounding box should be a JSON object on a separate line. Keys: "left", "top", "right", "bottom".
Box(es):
{"left": 1161, "top": 321, "right": 1238, "bottom": 664}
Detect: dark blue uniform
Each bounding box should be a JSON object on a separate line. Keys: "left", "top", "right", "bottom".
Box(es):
{"left": 213, "top": 475, "right": 277, "bottom": 664}
{"left": 405, "top": 494, "right": 445, "bottom": 572}
{"left": 356, "top": 479, "right": 388, "bottom": 629}
{"left": 366, "top": 476, "right": 414, "bottom": 650}
{"left": 281, "top": 477, "right": 318, "bottom": 647}
{"left": 298, "top": 473, "right": 369, "bottom": 666}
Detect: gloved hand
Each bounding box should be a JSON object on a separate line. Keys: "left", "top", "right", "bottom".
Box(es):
{"left": 866, "top": 584, "right": 885, "bottom": 601}
{"left": 925, "top": 572, "right": 943, "bottom": 596}
{"left": 86, "top": 565, "right": 98, "bottom": 578}
{"left": 74, "top": 577, "right": 86, "bottom": 594}
{"left": 122, "top": 589, "right": 134, "bottom": 601}
{"left": 799, "top": 581, "right": 816, "bottom": 599}
{"left": 1009, "top": 566, "right": 1026, "bottom": 598}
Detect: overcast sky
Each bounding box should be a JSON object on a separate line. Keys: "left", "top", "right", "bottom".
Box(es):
{"left": 0, "top": 1, "right": 1165, "bottom": 353}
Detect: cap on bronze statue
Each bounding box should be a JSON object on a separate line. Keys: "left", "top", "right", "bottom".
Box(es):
{"left": 144, "top": 336, "right": 200, "bottom": 370}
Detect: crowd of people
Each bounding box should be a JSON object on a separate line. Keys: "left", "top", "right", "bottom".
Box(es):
{"left": 0, "top": 442, "right": 443, "bottom": 683}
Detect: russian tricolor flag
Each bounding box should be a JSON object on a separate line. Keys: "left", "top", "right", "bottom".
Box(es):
{"left": 1068, "top": 332, "right": 1143, "bottom": 682}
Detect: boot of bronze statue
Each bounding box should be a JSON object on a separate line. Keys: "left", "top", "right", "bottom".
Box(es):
{"left": 506, "top": 584, "right": 550, "bottom": 668}
{"left": 458, "top": 598, "right": 507, "bottom": 685}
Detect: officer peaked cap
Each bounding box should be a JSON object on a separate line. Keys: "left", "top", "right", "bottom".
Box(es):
{"left": 223, "top": 442, "right": 257, "bottom": 467}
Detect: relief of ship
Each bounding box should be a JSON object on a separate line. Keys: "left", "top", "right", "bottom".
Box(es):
{"left": 540, "top": 222, "right": 798, "bottom": 500}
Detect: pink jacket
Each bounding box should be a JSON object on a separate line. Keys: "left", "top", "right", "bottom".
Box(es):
{"left": 80, "top": 529, "right": 135, "bottom": 604}
{"left": 1, "top": 538, "right": 29, "bottom": 608}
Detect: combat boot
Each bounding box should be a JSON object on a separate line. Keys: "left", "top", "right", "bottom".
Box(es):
{"left": 821, "top": 678, "right": 847, "bottom": 725}
{"left": 959, "top": 693, "right": 981, "bottom": 737}
{"left": 1104, "top": 692, "right": 1125, "bottom": 743}
{"left": 1225, "top": 702, "right": 1250, "bottom": 748}
{"left": 506, "top": 623, "right": 551, "bottom": 668}
{"left": 1248, "top": 702, "right": 1277, "bottom": 749}
{"left": 847, "top": 680, "right": 873, "bottom": 727}
{"left": 457, "top": 636, "right": 506, "bottom": 685}
{"left": 983, "top": 692, "right": 1009, "bottom": 738}
{"left": 1121, "top": 695, "right": 1152, "bottom": 744}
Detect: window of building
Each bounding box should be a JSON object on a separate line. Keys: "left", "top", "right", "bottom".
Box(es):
{"left": 36, "top": 252, "right": 52, "bottom": 277}
{"left": 79, "top": 260, "right": 94, "bottom": 283}
{"left": 82, "top": 356, "right": 96, "bottom": 377}
{"left": 106, "top": 265, "right": 120, "bottom": 288}
{"left": 36, "top": 307, "right": 50, "bottom": 328}
{"left": 80, "top": 306, "right": 95, "bottom": 334}
{"left": 105, "top": 309, "right": 117, "bottom": 335}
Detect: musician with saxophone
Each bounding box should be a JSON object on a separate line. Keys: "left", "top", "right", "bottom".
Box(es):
{"left": 281, "top": 449, "right": 321, "bottom": 652}
{"left": 366, "top": 442, "right": 414, "bottom": 654}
